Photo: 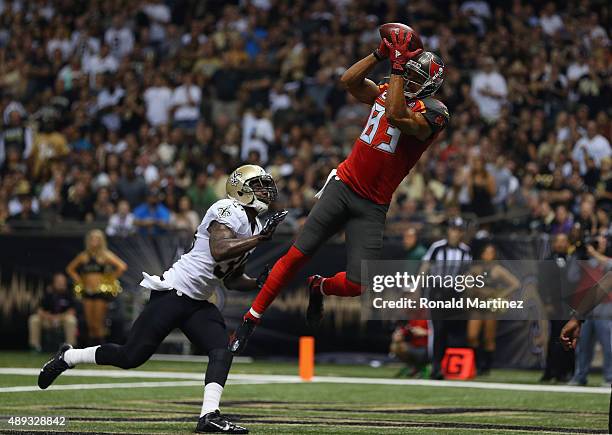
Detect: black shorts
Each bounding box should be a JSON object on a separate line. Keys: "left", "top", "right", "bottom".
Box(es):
{"left": 294, "top": 177, "right": 388, "bottom": 284}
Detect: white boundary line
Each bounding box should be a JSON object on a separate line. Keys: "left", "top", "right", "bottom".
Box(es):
{"left": 0, "top": 368, "right": 609, "bottom": 395}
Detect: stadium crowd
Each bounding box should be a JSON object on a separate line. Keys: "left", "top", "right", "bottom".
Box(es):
{"left": 0, "top": 0, "right": 609, "bottom": 242}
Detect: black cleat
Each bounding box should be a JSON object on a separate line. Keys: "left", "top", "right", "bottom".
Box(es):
{"left": 38, "top": 343, "right": 73, "bottom": 389}
{"left": 229, "top": 318, "right": 257, "bottom": 355}
{"left": 306, "top": 275, "right": 324, "bottom": 328}
{"left": 195, "top": 410, "right": 248, "bottom": 433}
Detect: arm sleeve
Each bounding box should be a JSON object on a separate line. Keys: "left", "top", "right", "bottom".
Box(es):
{"left": 421, "top": 102, "right": 450, "bottom": 136}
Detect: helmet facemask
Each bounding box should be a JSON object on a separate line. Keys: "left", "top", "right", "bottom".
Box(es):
{"left": 244, "top": 175, "right": 278, "bottom": 214}
{"left": 401, "top": 52, "right": 445, "bottom": 99}
{"left": 402, "top": 60, "right": 431, "bottom": 98}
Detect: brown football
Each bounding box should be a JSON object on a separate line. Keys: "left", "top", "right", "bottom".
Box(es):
{"left": 379, "top": 22, "right": 423, "bottom": 52}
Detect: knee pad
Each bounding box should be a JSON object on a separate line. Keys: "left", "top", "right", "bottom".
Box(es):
{"left": 205, "top": 348, "right": 233, "bottom": 386}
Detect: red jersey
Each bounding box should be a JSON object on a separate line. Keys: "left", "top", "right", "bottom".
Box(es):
{"left": 401, "top": 319, "right": 429, "bottom": 348}
{"left": 337, "top": 84, "right": 449, "bottom": 204}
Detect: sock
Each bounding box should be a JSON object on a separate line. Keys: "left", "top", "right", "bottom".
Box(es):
{"left": 250, "top": 245, "right": 310, "bottom": 315}
{"left": 63, "top": 346, "right": 100, "bottom": 366}
{"left": 200, "top": 382, "right": 224, "bottom": 416}
{"left": 320, "top": 272, "right": 362, "bottom": 297}
{"left": 245, "top": 308, "right": 261, "bottom": 323}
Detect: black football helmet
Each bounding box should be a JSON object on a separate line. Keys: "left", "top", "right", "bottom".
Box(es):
{"left": 402, "top": 51, "right": 445, "bottom": 99}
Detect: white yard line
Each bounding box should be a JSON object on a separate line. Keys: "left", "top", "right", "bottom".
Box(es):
{"left": 0, "top": 379, "right": 270, "bottom": 393}
{"left": 0, "top": 368, "right": 609, "bottom": 395}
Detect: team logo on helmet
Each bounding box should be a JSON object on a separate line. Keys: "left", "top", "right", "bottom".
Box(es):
{"left": 229, "top": 171, "right": 241, "bottom": 186}
{"left": 430, "top": 58, "right": 443, "bottom": 80}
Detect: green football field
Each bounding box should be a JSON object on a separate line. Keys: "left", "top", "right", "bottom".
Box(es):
{"left": 0, "top": 352, "right": 608, "bottom": 434}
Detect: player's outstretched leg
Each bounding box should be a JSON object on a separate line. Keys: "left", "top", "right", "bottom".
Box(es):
{"left": 230, "top": 245, "right": 310, "bottom": 354}
{"left": 37, "top": 343, "right": 75, "bottom": 389}
{"left": 38, "top": 291, "right": 181, "bottom": 389}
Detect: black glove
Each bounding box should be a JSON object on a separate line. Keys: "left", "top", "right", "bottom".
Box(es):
{"left": 259, "top": 210, "right": 288, "bottom": 240}
{"left": 256, "top": 264, "right": 271, "bottom": 290}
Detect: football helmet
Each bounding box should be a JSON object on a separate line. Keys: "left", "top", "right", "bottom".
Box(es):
{"left": 402, "top": 51, "right": 445, "bottom": 99}
{"left": 226, "top": 165, "right": 278, "bottom": 214}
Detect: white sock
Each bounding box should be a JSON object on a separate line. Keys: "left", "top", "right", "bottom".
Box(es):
{"left": 320, "top": 278, "right": 328, "bottom": 295}
{"left": 63, "top": 346, "right": 100, "bottom": 367}
{"left": 200, "top": 382, "right": 224, "bottom": 416}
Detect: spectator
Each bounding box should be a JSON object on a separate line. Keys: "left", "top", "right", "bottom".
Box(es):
{"left": 539, "top": 2, "right": 564, "bottom": 36}
{"left": 61, "top": 180, "right": 94, "bottom": 222}
{"left": 143, "top": 74, "right": 173, "bottom": 127}
{"left": 30, "top": 116, "right": 69, "bottom": 180}
{"left": 133, "top": 189, "right": 171, "bottom": 235}
{"left": 0, "top": 106, "right": 33, "bottom": 168}
{"left": 572, "top": 121, "right": 611, "bottom": 175}
{"left": 82, "top": 44, "right": 118, "bottom": 85}
{"left": 470, "top": 57, "right": 508, "bottom": 123}
{"left": 117, "top": 165, "right": 147, "bottom": 208}
{"left": 403, "top": 227, "right": 427, "bottom": 261}
{"left": 187, "top": 173, "right": 218, "bottom": 216}
{"left": 172, "top": 195, "right": 200, "bottom": 233}
{"left": 28, "top": 273, "right": 77, "bottom": 352}
{"left": 8, "top": 180, "right": 39, "bottom": 219}
{"left": 106, "top": 199, "right": 136, "bottom": 237}
{"left": 104, "top": 15, "right": 134, "bottom": 59}
{"left": 551, "top": 205, "right": 573, "bottom": 235}
{"left": 467, "top": 155, "right": 496, "bottom": 218}
{"left": 171, "top": 72, "right": 201, "bottom": 130}
{"left": 241, "top": 105, "right": 274, "bottom": 164}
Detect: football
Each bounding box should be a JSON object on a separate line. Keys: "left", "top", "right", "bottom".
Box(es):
{"left": 379, "top": 22, "right": 423, "bottom": 52}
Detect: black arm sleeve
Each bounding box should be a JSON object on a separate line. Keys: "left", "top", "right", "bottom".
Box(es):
{"left": 421, "top": 98, "right": 450, "bottom": 136}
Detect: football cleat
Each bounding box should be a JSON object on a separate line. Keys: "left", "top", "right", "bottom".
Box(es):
{"left": 229, "top": 318, "right": 257, "bottom": 355}
{"left": 195, "top": 410, "right": 248, "bottom": 433}
{"left": 38, "top": 343, "right": 73, "bottom": 389}
{"left": 306, "top": 275, "right": 325, "bottom": 328}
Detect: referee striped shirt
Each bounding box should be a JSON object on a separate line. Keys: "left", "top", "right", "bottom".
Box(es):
{"left": 423, "top": 239, "right": 472, "bottom": 278}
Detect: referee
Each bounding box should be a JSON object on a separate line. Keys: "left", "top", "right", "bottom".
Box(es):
{"left": 421, "top": 217, "right": 472, "bottom": 379}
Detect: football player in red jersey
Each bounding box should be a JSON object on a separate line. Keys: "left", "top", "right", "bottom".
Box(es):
{"left": 231, "top": 28, "right": 450, "bottom": 353}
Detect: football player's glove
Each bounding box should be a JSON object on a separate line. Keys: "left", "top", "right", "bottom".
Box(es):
{"left": 229, "top": 317, "right": 258, "bottom": 355}
{"left": 373, "top": 39, "right": 390, "bottom": 61}
{"left": 259, "top": 210, "right": 288, "bottom": 240}
{"left": 384, "top": 29, "right": 423, "bottom": 74}
{"left": 256, "top": 264, "right": 271, "bottom": 290}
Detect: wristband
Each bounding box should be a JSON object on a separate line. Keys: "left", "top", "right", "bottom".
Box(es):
{"left": 372, "top": 50, "right": 384, "bottom": 62}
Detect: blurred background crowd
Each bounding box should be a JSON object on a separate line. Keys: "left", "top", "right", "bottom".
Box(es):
{"left": 0, "top": 0, "right": 609, "bottom": 243}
